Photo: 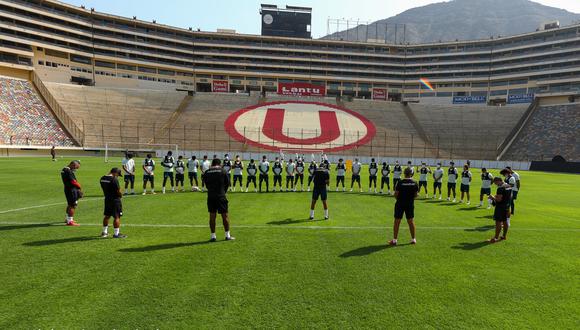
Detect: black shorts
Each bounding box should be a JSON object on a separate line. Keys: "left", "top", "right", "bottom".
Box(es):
{"left": 143, "top": 174, "right": 154, "bottom": 183}
{"left": 176, "top": 173, "right": 185, "bottom": 182}
{"left": 433, "top": 182, "right": 442, "bottom": 189}
{"left": 312, "top": 187, "right": 328, "bottom": 201}
{"left": 104, "top": 199, "right": 123, "bottom": 217}
{"left": 207, "top": 197, "right": 228, "bottom": 214}
{"left": 163, "top": 172, "right": 174, "bottom": 179}
{"left": 460, "top": 184, "right": 470, "bottom": 192}
{"left": 419, "top": 181, "right": 427, "bottom": 188}
{"left": 447, "top": 182, "right": 456, "bottom": 190}
{"left": 512, "top": 191, "right": 518, "bottom": 200}
{"left": 188, "top": 172, "right": 198, "bottom": 180}
{"left": 123, "top": 174, "right": 135, "bottom": 184}
{"left": 480, "top": 188, "right": 491, "bottom": 195}
{"left": 394, "top": 202, "right": 415, "bottom": 219}
{"left": 493, "top": 207, "right": 509, "bottom": 222}
{"left": 64, "top": 188, "right": 79, "bottom": 207}
{"left": 351, "top": 174, "right": 361, "bottom": 182}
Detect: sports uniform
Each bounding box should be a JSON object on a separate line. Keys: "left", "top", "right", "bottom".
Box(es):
{"left": 232, "top": 160, "right": 244, "bottom": 191}
{"left": 203, "top": 167, "right": 230, "bottom": 214}
{"left": 246, "top": 161, "right": 257, "bottom": 192}
{"left": 307, "top": 162, "right": 317, "bottom": 191}
{"left": 432, "top": 166, "right": 443, "bottom": 199}
{"left": 350, "top": 161, "right": 362, "bottom": 191}
{"left": 285, "top": 161, "right": 296, "bottom": 191}
{"left": 187, "top": 157, "right": 199, "bottom": 188}
{"left": 394, "top": 178, "right": 419, "bottom": 219}
{"left": 368, "top": 161, "right": 378, "bottom": 192}
{"left": 480, "top": 172, "right": 493, "bottom": 196}
{"left": 493, "top": 184, "right": 512, "bottom": 222}
{"left": 121, "top": 156, "right": 135, "bottom": 194}
{"left": 259, "top": 159, "right": 270, "bottom": 192}
{"left": 312, "top": 167, "right": 330, "bottom": 202}
{"left": 175, "top": 158, "right": 185, "bottom": 191}
{"left": 418, "top": 166, "right": 431, "bottom": 196}
{"left": 447, "top": 166, "right": 458, "bottom": 201}
{"left": 392, "top": 164, "right": 402, "bottom": 189}
{"left": 460, "top": 170, "right": 472, "bottom": 193}
{"left": 380, "top": 163, "right": 391, "bottom": 194}
{"left": 294, "top": 159, "right": 305, "bottom": 190}
{"left": 100, "top": 175, "right": 123, "bottom": 218}
{"left": 142, "top": 157, "right": 155, "bottom": 194}
{"left": 62, "top": 166, "right": 81, "bottom": 207}
{"left": 161, "top": 154, "right": 175, "bottom": 193}
{"left": 272, "top": 160, "right": 283, "bottom": 191}
{"left": 336, "top": 162, "right": 346, "bottom": 191}
{"left": 200, "top": 158, "right": 211, "bottom": 191}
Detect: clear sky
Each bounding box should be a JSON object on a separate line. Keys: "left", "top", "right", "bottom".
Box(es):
{"left": 60, "top": 0, "right": 580, "bottom": 38}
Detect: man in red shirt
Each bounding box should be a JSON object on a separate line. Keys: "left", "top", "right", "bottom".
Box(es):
{"left": 61, "top": 160, "right": 83, "bottom": 226}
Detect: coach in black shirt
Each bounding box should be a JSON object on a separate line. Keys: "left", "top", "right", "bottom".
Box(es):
{"left": 488, "top": 177, "right": 512, "bottom": 243}
{"left": 309, "top": 163, "right": 330, "bottom": 220}
{"left": 203, "top": 158, "right": 235, "bottom": 242}
{"left": 100, "top": 168, "right": 126, "bottom": 238}
{"left": 389, "top": 167, "right": 419, "bottom": 246}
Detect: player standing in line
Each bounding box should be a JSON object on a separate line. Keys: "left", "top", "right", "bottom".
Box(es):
{"left": 122, "top": 153, "right": 136, "bottom": 195}
{"left": 187, "top": 155, "right": 199, "bottom": 191}
{"left": 175, "top": 155, "right": 186, "bottom": 192}
{"left": 200, "top": 155, "right": 211, "bottom": 192}
{"left": 272, "top": 157, "right": 283, "bottom": 192}
{"left": 245, "top": 159, "right": 258, "bottom": 192}
{"left": 432, "top": 163, "right": 443, "bottom": 200}
{"left": 350, "top": 158, "right": 362, "bottom": 192}
{"left": 500, "top": 168, "right": 515, "bottom": 227}
{"left": 488, "top": 176, "right": 512, "bottom": 243}
{"left": 479, "top": 168, "right": 494, "bottom": 209}
{"left": 335, "top": 158, "right": 346, "bottom": 192}
{"left": 392, "top": 161, "right": 402, "bottom": 189}
{"left": 447, "top": 161, "right": 459, "bottom": 202}
{"left": 161, "top": 151, "right": 175, "bottom": 194}
{"left": 222, "top": 154, "right": 232, "bottom": 192}
{"left": 259, "top": 155, "right": 270, "bottom": 193}
{"left": 100, "top": 168, "right": 126, "bottom": 238}
{"left": 418, "top": 162, "right": 431, "bottom": 198}
{"left": 459, "top": 164, "right": 472, "bottom": 204}
{"left": 506, "top": 166, "right": 520, "bottom": 215}
{"left": 406, "top": 161, "right": 415, "bottom": 177}
{"left": 231, "top": 155, "right": 244, "bottom": 192}
{"left": 142, "top": 153, "right": 155, "bottom": 195}
{"left": 380, "top": 162, "right": 391, "bottom": 194}
{"left": 309, "top": 162, "right": 330, "bottom": 220}
{"left": 203, "top": 158, "right": 235, "bottom": 242}
{"left": 307, "top": 160, "right": 317, "bottom": 192}
{"left": 61, "top": 160, "right": 82, "bottom": 226}
{"left": 294, "top": 157, "right": 305, "bottom": 191}
{"left": 368, "top": 158, "right": 378, "bottom": 193}
{"left": 285, "top": 158, "right": 296, "bottom": 192}
{"left": 388, "top": 167, "right": 419, "bottom": 246}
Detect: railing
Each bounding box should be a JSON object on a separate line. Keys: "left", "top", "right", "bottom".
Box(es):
{"left": 30, "top": 71, "right": 85, "bottom": 146}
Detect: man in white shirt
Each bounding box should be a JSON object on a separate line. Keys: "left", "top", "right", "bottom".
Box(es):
{"left": 161, "top": 151, "right": 175, "bottom": 194}
{"left": 259, "top": 156, "right": 270, "bottom": 193}
{"left": 122, "top": 153, "right": 136, "bottom": 195}
{"left": 200, "top": 155, "right": 211, "bottom": 192}
{"left": 406, "top": 161, "right": 415, "bottom": 177}
{"left": 142, "top": 153, "right": 156, "bottom": 195}
{"left": 175, "top": 155, "right": 186, "bottom": 192}
{"left": 418, "top": 162, "right": 431, "bottom": 198}
{"left": 479, "top": 168, "right": 493, "bottom": 209}
{"left": 506, "top": 166, "right": 520, "bottom": 215}
{"left": 187, "top": 155, "right": 199, "bottom": 190}
{"left": 447, "top": 161, "right": 459, "bottom": 202}
{"left": 432, "top": 163, "right": 443, "bottom": 200}
{"left": 232, "top": 155, "right": 244, "bottom": 192}
{"left": 350, "top": 158, "right": 362, "bottom": 192}
{"left": 336, "top": 158, "right": 346, "bottom": 192}
{"left": 285, "top": 158, "right": 296, "bottom": 192}
{"left": 392, "top": 161, "right": 403, "bottom": 190}
{"left": 459, "top": 164, "right": 472, "bottom": 204}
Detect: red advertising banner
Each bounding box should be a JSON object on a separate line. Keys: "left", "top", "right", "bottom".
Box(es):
{"left": 212, "top": 80, "right": 229, "bottom": 93}
{"left": 278, "top": 82, "right": 326, "bottom": 97}
{"left": 372, "top": 88, "right": 387, "bottom": 100}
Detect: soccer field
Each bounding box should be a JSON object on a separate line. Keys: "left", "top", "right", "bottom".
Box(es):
{"left": 0, "top": 157, "right": 578, "bottom": 329}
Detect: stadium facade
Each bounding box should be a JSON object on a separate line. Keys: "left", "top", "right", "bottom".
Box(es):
{"left": 0, "top": 0, "right": 578, "bottom": 103}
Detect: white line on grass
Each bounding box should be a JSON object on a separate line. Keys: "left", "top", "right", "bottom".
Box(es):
{"left": 0, "top": 195, "right": 142, "bottom": 214}
{"left": 0, "top": 221, "right": 579, "bottom": 232}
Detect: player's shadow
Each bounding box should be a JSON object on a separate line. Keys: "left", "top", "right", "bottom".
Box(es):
{"left": 477, "top": 215, "right": 494, "bottom": 219}
{"left": 340, "top": 244, "right": 402, "bottom": 257}
{"left": 457, "top": 207, "right": 479, "bottom": 211}
{"left": 118, "top": 241, "right": 211, "bottom": 252}
{"left": 23, "top": 236, "right": 100, "bottom": 246}
{"left": 424, "top": 200, "right": 443, "bottom": 204}
{"left": 464, "top": 225, "right": 495, "bottom": 232}
{"left": 451, "top": 241, "right": 490, "bottom": 250}
{"left": 0, "top": 222, "right": 57, "bottom": 231}
{"left": 267, "top": 218, "right": 324, "bottom": 225}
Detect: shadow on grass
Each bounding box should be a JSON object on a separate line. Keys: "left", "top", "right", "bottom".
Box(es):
{"left": 424, "top": 200, "right": 444, "bottom": 204}
{"left": 451, "top": 241, "right": 490, "bottom": 250}
{"left": 267, "top": 218, "right": 324, "bottom": 225}
{"left": 0, "top": 222, "right": 59, "bottom": 231}
{"left": 465, "top": 225, "right": 495, "bottom": 232}
{"left": 23, "top": 236, "right": 100, "bottom": 246}
{"left": 477, "top": 215, "right": 494, "bottom": 219}
{"left": 457, "top": 206, "right": 479, "bottom": 211}
{"left": 437, "top": 203, "right": 459, "bottom": 207}
{"left": 340, "top": 244, "right": 391, "bottom": 257}
{"left": 118, "top": 240, "right": 212, "bottom": 252}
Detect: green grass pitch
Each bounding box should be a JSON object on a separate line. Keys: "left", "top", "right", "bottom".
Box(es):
{"left": 0, "top": 156, "right": 578, "bottom": 329}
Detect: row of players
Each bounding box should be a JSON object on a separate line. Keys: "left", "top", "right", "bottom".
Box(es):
{"left": 120, "top": 151, "right": 520, "bottom": 212}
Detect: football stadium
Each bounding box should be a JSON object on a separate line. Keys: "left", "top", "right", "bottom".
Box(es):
{"left": 0, "top": 0, "right": 579, "bottom": 328}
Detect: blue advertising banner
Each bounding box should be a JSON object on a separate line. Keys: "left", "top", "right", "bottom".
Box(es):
{"left": 452, "top": 96, "right": 487, "bottom": 104}
{"left": 508, "top": 94, "right": 534, "bottom": 104}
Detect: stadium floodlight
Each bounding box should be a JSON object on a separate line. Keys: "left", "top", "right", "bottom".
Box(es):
{"left": 103, "top": 142, "right": 179, "bottom": 163}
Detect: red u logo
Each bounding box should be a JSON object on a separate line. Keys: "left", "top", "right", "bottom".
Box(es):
{"left": 261, "top": 108, "right": 341, "bottom": 144}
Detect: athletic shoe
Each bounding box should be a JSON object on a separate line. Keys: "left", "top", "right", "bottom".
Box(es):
{"left": 142, "top": 192, "right": 147, "bottom": 195}
{"left": 308, "top": 188, "right": 311, "bottom": 192}
{"left": 209, "top": 237, "right": 217, "bottom": 242}
{"left": 349, "top": 189, "right": 353, "bottom": 192}
{"left": 447, "top": 197, "right": 450, "bottom": 201}
{"left": 500, "top": 236, "right": 507, "bottom": 241}
{"left": 254, "top": 189, "right": 257, "bottom": 193}
{"left": 309, "top": 216, "right": 314, "bottom": 220}
{"left": 343, "top": 188, "right": 346, "bottom": 192}
{"left": 467, "top": 201, "right": 471, "bottom": 205}
{"left": 388, "top": 239, "right": 397, "bottom": 246}
{"left": 225, "top": 236, "right": 236, "bottom": 241}
{"left": 324, "top": 216, "right": 329, "bottom": 220}
{"left": 487, "top": 206, "right": 491, "bottom": 209}
{"left": 101, "top": 232, "right": 108, "bottom": 238}
{"left": 453, "top": 199, "right": 457, "bottom": 203}
{"left": 113, "top": 234, "right": 127, "bottom": 239}
{"left": 439, "top": 196, "right": 442, "bottom": 200}
{"left": 66, "top": 221, "right": 80, "bottom": 227}
{"left": 410, "top": 239, "right": 417, "bottom": 245}
{"left": 487, "top": 238, "right": 500, "bottom": 243}
{"left": 151, "top": 191, "right": 156, "bottom": 195}
{"left": 335, "top": 188, "right": 339, "bottom": 192}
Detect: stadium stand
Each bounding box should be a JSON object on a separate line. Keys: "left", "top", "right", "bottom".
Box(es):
{"left": 503, "top": 104, "right": 580, "bottom": 161}
{"left": 0, "top": 77, "right": 73, "bottom": 146}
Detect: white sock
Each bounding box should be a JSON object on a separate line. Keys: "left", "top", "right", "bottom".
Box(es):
{"left": 310, "top": 210, "right": 314, "bottom": 218}
{"left": 324, "top": 209, "right": 329, "bottom": 218}
{"left": 131, "top": 189, "right": 134, "bottom": 193}
{"left": 151, "top": 189, "right": 155, "bottom": 193}
{"left": 114, "top": 227, "right": 120, "bottom": 236}
{"left": 102, "top": 226, "right": 108, "bottom": 234}
{"left": 211, "top": 233, "right": 217, "bottom": 239}
{"left": 66, "top": 216, "right": 73, "bottom": 223}
{"left": 506, "top": 218, "right": 510, "bottom": 227}
{"left": 225, "top": 231, "right": 231, "bottom": 238}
